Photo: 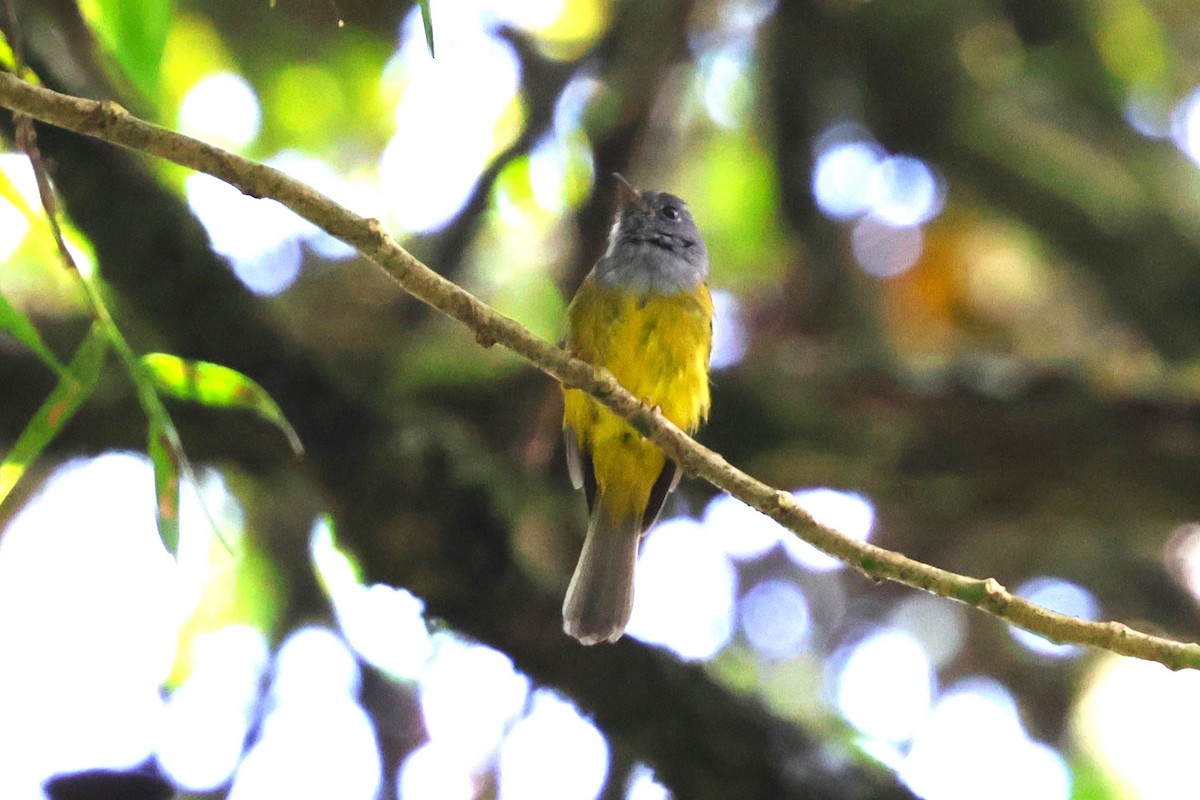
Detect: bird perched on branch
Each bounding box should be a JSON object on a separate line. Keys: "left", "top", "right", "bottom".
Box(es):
{"left": 561, "top": 174, "right": 713, "bottom": 645}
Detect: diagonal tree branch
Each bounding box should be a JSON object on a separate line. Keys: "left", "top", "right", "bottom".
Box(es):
{"left": 0, "top": 71, "right": 1197, "bottom": 671}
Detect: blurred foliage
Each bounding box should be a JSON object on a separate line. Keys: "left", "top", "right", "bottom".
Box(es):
{"left": 78, "top": 0, "right": 174, "bottom": 100}
{"left": 6, "top": 0, "right": 1200, "bottom": 798}
{"left": 0, "top": 323, "right": 106, "bottom": 505}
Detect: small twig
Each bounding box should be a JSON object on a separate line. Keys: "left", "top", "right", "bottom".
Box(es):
{"left": 0, "top": 71, "right": 1196, "bottom": 670}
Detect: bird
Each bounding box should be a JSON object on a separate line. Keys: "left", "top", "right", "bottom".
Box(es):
{"left": 561, "top": 173, "right": 713, "bottom": 645}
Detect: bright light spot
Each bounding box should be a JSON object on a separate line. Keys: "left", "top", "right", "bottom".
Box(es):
{"left": 740, "top": 579, "right": 810, "bottom": 660}
{"left": 419, "top": 633, "right": 530, "bottom": 769}
{"left": 554, "top": 76, "right": 605, "bottom": 133}
{"left": 185, "top": 172, "right": 304, "bottom": 295}
{"left": 0, "top": 152, "right": 40, "bottom": 204}
{"left": 1010, "top": 577, "right": 1099, "bottom": 658}
{"left": 268, "top": 151, "right": 363, "bottom": 260}
{"left": 228, "top": 695, "right": 380, "bottom": 800}
{"left": 381, "top": 13, "right": 520, "bottom": 233}
{"left": 229, "top": 627, "right": 379, "bottom": 800}
{"left": 498, "top": 690, "right": 609, "bottom": 800}
{"left": 867, "top": 155, "right": 943, "bottom": 228}
{"left": 398, "top": 743, "right": 476, "bottom": 800}
{"left": 272, "top": 626, "right": 361, "bottom": 703}
{"left": 902, "top": 678, "right": 1069, "bottom": 800}
{"left": 310, "top": 517, "right": 356, "bottom": 590}
{"left": 487, "top": 0, "right": 565, "bottom": 30}
{"left": 835, "top": 627, "right": 933, "bottom": 743}
{"left": 0, "top": 155, "right": 34, "bottom": 261}
{"left": 177, "top": 72, "right": 261, "bottom": 151}
{"left": 851, "top": 216, "right": 923, "bottom": 278}
{"left": 1076, "top": 655, "right": 1200, "bottom": 800}
{"left": 785, "top": 488, "right": 874, "bottom": 572}
{"left": 0, "top": 453, "right": 178, "bottom": 794}
{"left": 625, "top": 517, "right": 737, "bottom": 660}
{"left": 718, "top": 0, "right": 779, "bottom": 31}
{"left": 174, "top": 469, "right": 244, "bottom": 615}
{"left": 0, "top": 196, "right": 28, "bottom": 262}
{"left": 341, "top": 583, "right": 432, "bottom": 679}
{"left": 890, "top": 594, "right": 966, "bottom": 668}
{"left": 1171, "top": 86, "right": 1200, "bottom": 166}
{"left": 704, "top": 494, "right": 787, "bottom": 561}
{"left": 528, "top": 131, "right": 594, "bottom": 214}
{"left": 812, "top": 129, "right": 942, "bottom": 227}
{"left": 625, "top": 763, "right": 670, "bottom": 800}
{"left": 158, "top": 626, "right": 269, "bottom": 790}
{"left": 701, "top": 42, "right": 751, "bottom": 130}
{"left": 1124, "top": 85, "right": 1172, "bottom": 139}
{"left": 703, "top": 488, "right": 873, "bottom": 571}
{"left": 1164, "top": 522, "right": 1200, "bottom": 603}
{"left": 710, "top": 289, "right": 747, "bottom": 370}
{"left": 812, "top": 140, "right": 884, "bottom": 219}
{"left": 67, "top": 237, "right": 97, "bottom": 279}
{"left": 312, "top": 521, "right": 433, "bottom": 680}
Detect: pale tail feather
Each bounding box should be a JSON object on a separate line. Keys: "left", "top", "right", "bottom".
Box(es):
{"left": 562, "top": 509, "right": 640, "bottom": 645}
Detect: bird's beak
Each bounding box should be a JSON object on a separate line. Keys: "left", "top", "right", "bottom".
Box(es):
{"left": 613, "top": 173, "right": 642, "bottom": 211}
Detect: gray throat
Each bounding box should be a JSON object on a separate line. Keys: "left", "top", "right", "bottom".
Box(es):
{"left": 594, "top": 241, "right": 708, "bottom": 294}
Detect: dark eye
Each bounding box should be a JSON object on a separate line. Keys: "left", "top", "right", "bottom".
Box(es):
{"left": 661, "top": 205, "right": 681, "bottom": 221}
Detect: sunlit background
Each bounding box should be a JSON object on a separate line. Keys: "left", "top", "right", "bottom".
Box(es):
{"left": 5, "top": 0, "right": 1200, "bottom": 798}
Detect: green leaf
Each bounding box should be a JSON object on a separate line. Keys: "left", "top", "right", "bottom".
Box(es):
{"left": 147, "top": 415, "right": 181, "bottom": 555}
{"left": 0, "top": 323, "right": 108, "bottom": 506}
{"left": 418, "top": 0, "right": 435, "bottom": 57}
{"left": 80, "top": 0, "right": 174, "bottom": 101}
{"left": 139, "top": 353, "right": 304, "bottom": 455}
{"left": 0, "top": 291, "right": 68, "bottom": 378}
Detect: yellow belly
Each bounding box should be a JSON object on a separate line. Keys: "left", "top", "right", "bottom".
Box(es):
{"left": 562, "top": 277, "right": 713, "bottom": 521}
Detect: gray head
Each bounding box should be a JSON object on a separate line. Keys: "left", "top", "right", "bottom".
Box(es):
{"left": 593, "top": 174, "right": 709, "bottom": 293}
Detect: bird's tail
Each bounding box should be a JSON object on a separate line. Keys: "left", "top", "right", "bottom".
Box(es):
{"left": 562, "top": 505, "right": 641, "bottom": 645}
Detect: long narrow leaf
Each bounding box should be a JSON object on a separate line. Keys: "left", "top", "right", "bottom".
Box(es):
{"left": 140, "top": 353, "right": 303, "bottom": 455}
{"left": 0, "top": 291, "right": 68, "bottom": 377}
{"left": 147, "top": 415, "right": 181, "bottom": 554}
{"left": 0, "top": 323, "right": 108, "bottom": 506}
{"left": 418, "top": 0, "right": 435, "bottom": 57}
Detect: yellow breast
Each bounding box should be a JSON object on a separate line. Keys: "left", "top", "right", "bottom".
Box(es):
{"left": 562, "top": 276, "right": 713, "bottom": 519}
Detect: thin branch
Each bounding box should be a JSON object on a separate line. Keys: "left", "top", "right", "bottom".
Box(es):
{"left": 0, "top": 71, "right": 1197, "bottom": 671}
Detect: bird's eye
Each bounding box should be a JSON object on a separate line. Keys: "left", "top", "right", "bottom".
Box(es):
{"left": 661, "top": 205, "right": 680, "bottom": 221}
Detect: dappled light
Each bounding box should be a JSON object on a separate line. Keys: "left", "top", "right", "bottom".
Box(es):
{"left": 419, "top": 634, "right": 530, "bottom": 771}
{"left": 1164, "top": 522, "right": 1200, "bottom": 605}
{"left": 889, "top": 594, "right": 966, "bottom": 669}
{"left": 1076, "top": 656, "right": 1200, "bottom": 800}
{"left": 740, "top": 577, "right": 811, "bottom": 660}
{"left": 5, "top": 0, "right": 1200, "bottom": 798}
{"left": 1010, "top": 576, "right": 1100, "bottom": 658}
{"left": 185, "top": 172, "right": 305, "bottom": 294}
{"left": 625, "top": 517, "right": 737, "bottom": 660}
{"left": 624, "top": 764, "right": 670, "bottom": 800}
{"left": 497, "top": 690, "right": 609, "bottom": 800}
{"left": 177, "top": 72, "right": 261, "bottom": 152}
{"left": 812, "top": 137, "right": 884, "bottom": 219}
{"left": 380, "top": 9, "right": 521, "bottom": 234}
{"left": 227, "top": 628, "right": 382, "bottom": 800}
{"left": 709, "top": 288, "right": 747, "bottom": 369}
{"left": 901, "top": 679, "right": 1069, "bottom": 800}
{"left": 785, "top": 488, "right": 875, "bottom": 571}
{"left": 0, "top": 455, "right": 175, "bottom": 796}
{"left": 1171, "top": 86, "right": 1200, "bottom": 166}
{"left": 398, "top": 743, "right": 477, "bottom": 800}
{"left": 312, "top": 521, "right": 434, "bottom": 679}
{"left": 157, "top": 626, "right": 268, "bottom": 790}
{"left": 834, "top": 627, "right": 935, "bottom": 745}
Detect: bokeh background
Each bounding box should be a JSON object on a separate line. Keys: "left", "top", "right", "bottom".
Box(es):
{"left": 3, "top": 0, "right": 1200, "bottom": 798}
